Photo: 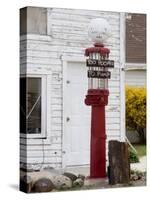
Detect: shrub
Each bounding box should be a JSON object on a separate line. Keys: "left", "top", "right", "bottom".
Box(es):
{"left": 126, "top": 86, "right": 146, "bottom": 143}
{"left": 129, "top": 149, "right": 139, "bottom": 163}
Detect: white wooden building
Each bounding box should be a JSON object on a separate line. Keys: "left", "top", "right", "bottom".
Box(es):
{"left": 124, "top": 13, "right": 146, "bottom": 143}
{"left": 20, "top": 7, "right": 126, "bottom": 171}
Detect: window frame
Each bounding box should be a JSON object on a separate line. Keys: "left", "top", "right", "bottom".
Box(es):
{"left": 20, "top": 74, "right": 47, "bottom": 139}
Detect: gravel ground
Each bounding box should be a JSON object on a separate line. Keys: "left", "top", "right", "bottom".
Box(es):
{"left": 20, "top": 156, "right": 146, "bottom": 192}
{"left": 131, "top": 156, "right": 146, "bottom": 172}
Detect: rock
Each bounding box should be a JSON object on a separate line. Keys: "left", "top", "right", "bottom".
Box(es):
{"left": 138, "top": 175, "right": 142, "bottom": 180}
{"left": 131, "top": 175, "right": 139, "bottom": 181}
{"left": 73, "top": 178, "right": 84, "bottom": 187}
{"left": 141, "top": 175, "right": 146, "bottom": 181}
{"left": 63, "top": 172, "right": 78, "bottom": 182}
{"left": 20, "top": 175, "right": 33, "bottom": 193}
{"left": 32, "top": 178, "right": 54, "bottom": 193}
{"left": 78, "top": 174, "right": 85, "bottom": 180}
{"left": 52, "top": 175, "right": 72, "bottom": 190}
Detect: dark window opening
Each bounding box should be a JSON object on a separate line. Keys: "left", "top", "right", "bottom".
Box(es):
{"left": 126, "top": 13, "right": 146, "bottom": 63}
{"left": 20, "top": 77, "right": 41, "bottom": 134}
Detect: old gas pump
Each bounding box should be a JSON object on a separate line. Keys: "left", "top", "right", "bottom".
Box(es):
{"left": 85, "top": 18, "right": 114, "bottom": 178}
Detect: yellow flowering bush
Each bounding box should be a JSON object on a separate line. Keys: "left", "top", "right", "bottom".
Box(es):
{"left": 126, "top": 86, "right": 146, "bottom": 143}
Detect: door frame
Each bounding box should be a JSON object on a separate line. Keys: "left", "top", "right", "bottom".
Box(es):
{"left": 62, "top": 56, "right": 86, "bottom": 168}
{"left": 119, "top": 12, "right": 126, "bottom": 141}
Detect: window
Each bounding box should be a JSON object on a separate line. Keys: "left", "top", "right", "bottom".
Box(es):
{"left": 27, "top": 78, "right": 41, "bottom": 133}
{"left": 20, "top": 75, "right": 46, "bottom": 138}
{"left": 125, "top": 13, "right": 146, "bottom": 64}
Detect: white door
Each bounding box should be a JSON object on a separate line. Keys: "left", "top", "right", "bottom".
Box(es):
{"left": 63, "top": 61, "right": 91, "bottom": 167}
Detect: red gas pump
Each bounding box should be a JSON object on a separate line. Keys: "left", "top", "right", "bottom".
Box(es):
{"left": 85, "top": 18, "right": 114, "bottom": 178}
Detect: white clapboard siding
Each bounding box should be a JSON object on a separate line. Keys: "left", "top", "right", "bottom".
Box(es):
{"left": 50, "top": 8, "right": 118, "bottom": 16}
{"left": 20, "top": 157, "right": 62, "bottom": 164}
{"left": 50, "top": 15, "right": 119, "bottom": 28}
{"left": 51, "top": 117, "right": 62, "bottom": 124}
{"left": 20, "top": 138, "right": 62, "bottom": 147}
{"left": 20, "top": 8, "right": 122, "bottom": 170}
{"left": 20, "top": 150, "right": 62, "bottom": 157}
{"left": 21, "top": 49, "right": 120, "bottom": 62}
{"left": 106, "top": 111, "right": 120, "bottom": 118}
{"left": 20, "top": 144, "right": 62, "bottom": 151}
{"left": 26, "top": 40, "right": 120, "bottom": 50}
{"left": 50, "top": 11, "right": 120, "bottom": 22}
{"left": 125, "top": 70, "right": 146, "bottom": 86}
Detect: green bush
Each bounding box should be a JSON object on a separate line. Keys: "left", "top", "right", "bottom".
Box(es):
{"left": 129, "top": 149, "right": 139, "bottom": 163}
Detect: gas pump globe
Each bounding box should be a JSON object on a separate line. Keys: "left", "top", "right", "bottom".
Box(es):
{"left": 84, "top": 18, "right": 114, "bottom": 178}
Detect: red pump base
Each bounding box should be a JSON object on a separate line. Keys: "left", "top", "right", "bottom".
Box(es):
{"left": 85, "top": 89, "right": 109, "bottom": 178}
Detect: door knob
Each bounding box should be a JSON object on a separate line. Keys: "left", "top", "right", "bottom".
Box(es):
{"left": 66, "top": 117, "right": 70, "bottom": 122}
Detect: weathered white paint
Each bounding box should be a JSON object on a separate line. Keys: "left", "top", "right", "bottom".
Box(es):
{"left": 124, "top": 57, "right": 146, "bottom": 88}
{"left": 119, "top": 12, "right": 126, "bottom": 142}
{"left": 62, "top": 59, "right": 91, "bottom": 167}
{"left": 20, "top": 7, "right": 125, "bottom": 170}
{"left": 125, "top": 63, "right": 146, "bottom": 71}
{"left": 125, "top": 70, "right": 146, "bottom": 86}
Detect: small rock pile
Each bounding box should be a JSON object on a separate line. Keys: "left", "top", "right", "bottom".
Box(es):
{"left": 20, "top": 172, "right": 85, "bottom": 193}
{"left": 130, "top": 170, "right": 146, "bottom": 182}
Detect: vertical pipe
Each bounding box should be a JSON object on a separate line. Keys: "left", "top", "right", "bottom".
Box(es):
{"left": 90, "top": 105, "right": 106, "bottom": 178}
{"left": 87, "top": 54, "right": 89, "bottom": 89}
{"left": 96, "top": 53, "right": 99, "bottom": 89}
{"left": 89, "top": 53, "right": 93, "bottom": 89}
{"left": 89, "top": 53, "right": 91, "bottom": 89}
{"left": 104, "top": 55, "right": 108, "bottom": 89}
{"left": 92, "top": 52, "right": 95, "bottom": 89}
{"left": 98, "top": 53, "right": 100, "bottom": 89}
{"left": 88, "top": 53, "right": 90, "bottom": 89}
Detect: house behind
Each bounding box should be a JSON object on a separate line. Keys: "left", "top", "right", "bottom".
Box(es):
{"left": 20, "top": 7, "right": 145, "bottom": 171}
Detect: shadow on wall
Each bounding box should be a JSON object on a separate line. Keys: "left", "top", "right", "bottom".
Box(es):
{"left": 126, "top": 130, "right": 146, "bottom": 144}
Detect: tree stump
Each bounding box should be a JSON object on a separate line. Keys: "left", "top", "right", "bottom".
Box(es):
{"left": 108, "top": 140, "right": 130, "bottom": 185}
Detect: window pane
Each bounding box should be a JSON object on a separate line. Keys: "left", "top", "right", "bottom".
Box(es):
{"left": 20, "top": 77, "right": 27, "bottom": 133}
{"left": 27, "top": 78, "right": 41, "bottom": 134}
{"left": 126, "top": 13, "right": 146, "bottom": 63}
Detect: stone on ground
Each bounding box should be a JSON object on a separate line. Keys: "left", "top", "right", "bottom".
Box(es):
{"left": 63, "top": 172, "right": 78, "bottom": 182}
{"left": 78, "top": 174, "right": 85, "bottom": 180}
{"left": 32, "top": 178, "right": 54, "bottom": 193}
{"left": 73, "top": 178, "right": 84, "bottom": 187}
{"left": 52, "top": 175, "right": 72, "bottom": 190}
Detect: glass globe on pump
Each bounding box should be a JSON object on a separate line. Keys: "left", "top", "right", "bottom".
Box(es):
{"left": 88, "top": 18, "right": 111, "bottom": 45}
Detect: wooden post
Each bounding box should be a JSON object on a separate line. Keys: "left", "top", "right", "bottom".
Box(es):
{"left": 108, "top": 140, "right": 130, "bottom": 185}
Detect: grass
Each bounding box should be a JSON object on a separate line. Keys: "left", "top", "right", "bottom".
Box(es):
{"left": 132, "top": 144, "right": 146, "bottom": 157}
